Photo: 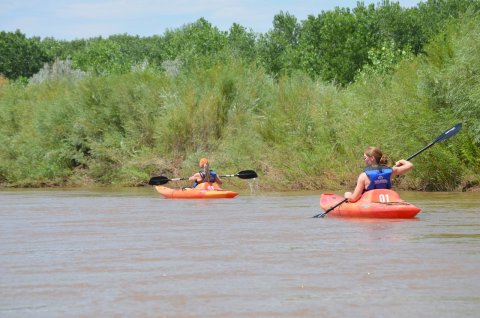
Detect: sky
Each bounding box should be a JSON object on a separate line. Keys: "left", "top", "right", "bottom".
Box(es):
{"left": 1, "top": 0, "right": 422, "bottom": 40}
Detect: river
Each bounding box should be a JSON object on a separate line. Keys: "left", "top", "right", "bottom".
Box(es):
{"left": 1, "top": 188, "right": 479, "bottom": 317}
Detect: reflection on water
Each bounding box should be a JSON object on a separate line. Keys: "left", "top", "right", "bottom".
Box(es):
{"left": 1, "top": 189, "right": 479, "bottom": 317}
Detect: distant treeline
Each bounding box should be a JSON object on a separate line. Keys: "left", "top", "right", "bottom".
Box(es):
{"left": 2, "top": 0, "right": 480, "bottom": 85}
{"left": 0, "top": 0, "right": 479, "bottom": 190}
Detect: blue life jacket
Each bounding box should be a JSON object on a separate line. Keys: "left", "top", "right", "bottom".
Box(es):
{"left": 364, "top": 166, "right": 393, "bottom": 191}
{"left": 192, "top": 170, "right": 218, "bottom": 188}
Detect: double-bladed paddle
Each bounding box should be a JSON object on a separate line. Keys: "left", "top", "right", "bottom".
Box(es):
{"left": 313, "top": 123, "right": 462, "bottom": 218}
{"left": 148, "top": 170, "right": 258, "bottom": 186}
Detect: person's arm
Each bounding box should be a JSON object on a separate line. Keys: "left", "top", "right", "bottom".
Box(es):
{"left": 392, "top": 159, "right": 414, "bottom": 177}
{"left": 215, "top": 175, "right": 223, "bottom": 184}
{"left": 345, "top": 173, "right": 367, "bottom": 203}
{"left": 189, "top": 172, "right": 202, "bottom": 182}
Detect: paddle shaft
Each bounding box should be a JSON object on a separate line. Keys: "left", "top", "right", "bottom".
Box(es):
{"left": 405, "top": 142, "right": 435, "bottom": 161}
{"left": 313, "top": 198, "right": 348, "bottom": 218}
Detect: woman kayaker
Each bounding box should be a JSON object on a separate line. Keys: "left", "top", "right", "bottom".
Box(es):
{"left": 344, "top": 147, "right": 414, "bottom": 202}
{"left": 189, "top": 158, "right": 223, "bottom": 188}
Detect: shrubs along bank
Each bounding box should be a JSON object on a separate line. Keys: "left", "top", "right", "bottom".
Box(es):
{"left": 0, "top": 7, "right": 479, "bottom": 191}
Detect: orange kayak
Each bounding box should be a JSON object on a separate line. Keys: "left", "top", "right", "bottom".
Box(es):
{"left": 320, "top": 189, "right": 421, "bottom": 218}
{"left": 155, "top": 182, "right": 239, "bottom": 199}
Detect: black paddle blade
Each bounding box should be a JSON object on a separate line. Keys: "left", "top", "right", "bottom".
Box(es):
{"left": 435, "top": 123, "right": 462, "bottom": 143}
{"left": 236, "top": 170, "right": 258, "bottom": 179}
{"left": 407, "top": 123, "right": 463, "bottom": 161}
{"left": 148, "top": 176, "right": 170, "bottom": 185}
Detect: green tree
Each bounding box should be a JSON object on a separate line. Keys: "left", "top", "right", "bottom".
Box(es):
{"left": 0, "top": 30, "right": 50, "bottom": 80}
{"left": 71, "top": 38, "right": 136, "bottom": 75}
{"left": 161, "top": 18, "right": 228, "bottom": 69}
{"left": 298, "top": 2, "right": 418, "bottom": 84}
{"left": 298, "top": 7, "right": 368, "bottom": 84}
{"left": 257, "top": 11, "right": 301, "bottom": 76}
{"left": 372, "top": 1, "right": 421, "bottom": 53}
{"left": 227, "top": 23, "right": 257, "bottom": 62}
{"left": 416, "top": 0, "right": 480, "bottom": 42}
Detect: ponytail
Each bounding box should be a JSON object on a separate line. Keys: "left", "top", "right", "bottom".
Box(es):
{"left": 365, "top": 146, "right": 390, "bottom": 166}
{"left": 203, "top": 162, "right": 211, "bottom": 182}
{"left": 379, "top": 154, "right": 390, "bottom": 166}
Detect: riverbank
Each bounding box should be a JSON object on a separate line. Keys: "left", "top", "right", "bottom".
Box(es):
{"left": 1, "top": 16, "right": 479, "bottom": 190}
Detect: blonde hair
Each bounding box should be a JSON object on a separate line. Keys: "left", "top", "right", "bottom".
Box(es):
{"left": 364, "top": 146, "right": 389, "bottom": 166}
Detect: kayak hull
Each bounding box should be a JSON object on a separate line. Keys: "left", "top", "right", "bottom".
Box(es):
{"left": 320, "top": 189, "right": 421, "bottom": 218}
{"left": 155, "top": 182, "right": 239, "bottom": 199}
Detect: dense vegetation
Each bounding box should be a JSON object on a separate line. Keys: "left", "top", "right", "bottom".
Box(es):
{"left": 0, "top": 0, "right": 479, "bottom": 191}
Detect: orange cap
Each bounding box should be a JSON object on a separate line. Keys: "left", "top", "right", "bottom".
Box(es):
{"left": 199, "top": 158, "right": 209, "bottom": 167}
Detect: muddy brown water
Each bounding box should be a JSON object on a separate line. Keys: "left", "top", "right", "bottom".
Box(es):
{"left": 1, "top": 188, "right": 479, "bottom": 317}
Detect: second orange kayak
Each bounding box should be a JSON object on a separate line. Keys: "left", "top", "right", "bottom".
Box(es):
{"left": 320, "top": 189, "right": 421, "bottom": 218}
{"left": 155, "top": 182, "right": 239, "bottom": 199}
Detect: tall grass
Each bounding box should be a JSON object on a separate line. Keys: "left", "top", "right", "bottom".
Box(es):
{"left": 0, "top": 17, "right": 478, "bottom": 190}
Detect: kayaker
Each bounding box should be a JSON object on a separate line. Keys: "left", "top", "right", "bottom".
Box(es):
{"left": 189, "top": 158, "right": 223, "bottom": 188}
{"left": 344, "top": 147, "right": 414, "bottom": 202}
